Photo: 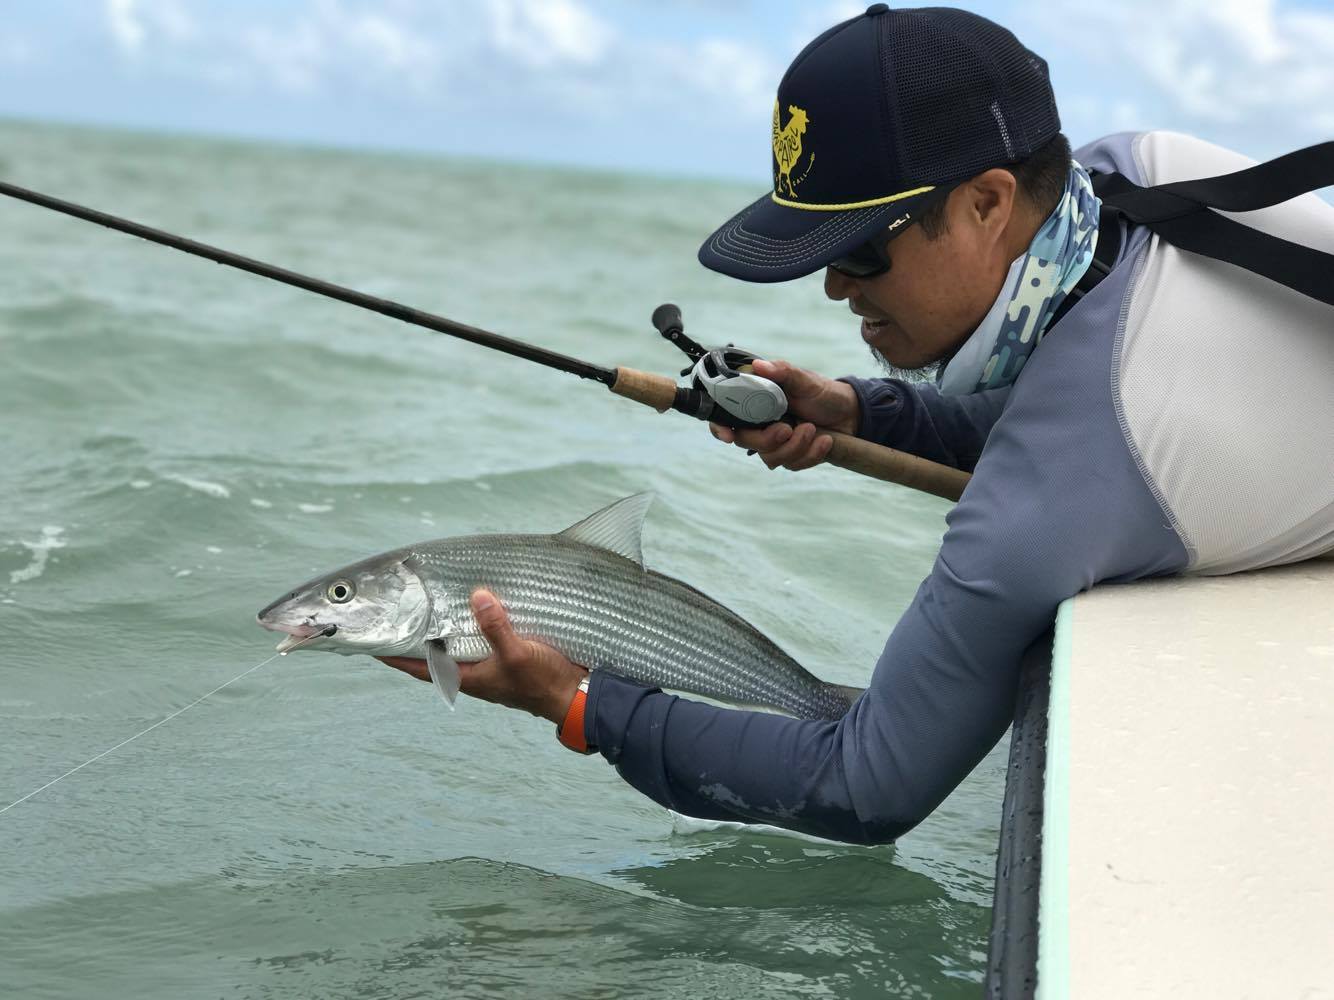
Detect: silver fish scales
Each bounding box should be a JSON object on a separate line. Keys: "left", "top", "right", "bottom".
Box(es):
{"left": 258, "top": 493, "right": 861, "bottom": 720}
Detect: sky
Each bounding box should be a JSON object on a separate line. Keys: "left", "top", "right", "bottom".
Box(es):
{"left": 0, "top": 0, "right": 1331, "bottom": 181}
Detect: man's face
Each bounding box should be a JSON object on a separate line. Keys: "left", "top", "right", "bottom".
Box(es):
{"left": 823, "top": 175, "right": 1021, "bottom": 374}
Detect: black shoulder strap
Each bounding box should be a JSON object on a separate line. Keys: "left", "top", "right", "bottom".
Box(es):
{"left": 1048, "top": 201, "right": 1121, "bottom": 327}
{"left": 1091, "top": 141, "right": 1334, "bottom": 308}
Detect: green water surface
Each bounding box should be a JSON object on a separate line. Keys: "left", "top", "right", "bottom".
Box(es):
{"left": 0, "top": 120, "right": 1002, "bottom": 999}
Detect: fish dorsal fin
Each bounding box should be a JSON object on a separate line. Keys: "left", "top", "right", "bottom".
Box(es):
{"left": 557, "top": 492, "right": 653, "bottom": 569}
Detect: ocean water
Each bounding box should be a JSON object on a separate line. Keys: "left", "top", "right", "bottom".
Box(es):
{"left": 0, "top": 120, "right": 1004, "bottom": 999}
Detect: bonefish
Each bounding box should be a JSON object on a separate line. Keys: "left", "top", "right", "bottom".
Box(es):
{"left": 257, "top": 493, "right": 862, "bottom": 720}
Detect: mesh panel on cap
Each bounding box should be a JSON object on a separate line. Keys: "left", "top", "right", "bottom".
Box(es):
{"left": 883, "top": 8, "right": 1060, "bottom": 185}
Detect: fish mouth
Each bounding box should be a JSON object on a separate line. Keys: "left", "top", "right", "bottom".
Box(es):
{"left": 256, "top": 616, "right": 332, "bottom": 653}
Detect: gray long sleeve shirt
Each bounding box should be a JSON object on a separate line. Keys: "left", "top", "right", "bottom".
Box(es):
{"left": 579, "top": 130, "right": 1333, "bottom": 843}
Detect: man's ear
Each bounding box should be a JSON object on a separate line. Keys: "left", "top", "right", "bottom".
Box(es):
{"left": 964, "top": 168, "right": 1019, "bottom": 231}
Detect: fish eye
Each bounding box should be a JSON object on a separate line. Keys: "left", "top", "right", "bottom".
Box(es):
{"left": 327, "top": 579, "right": 356, "bottom": 604}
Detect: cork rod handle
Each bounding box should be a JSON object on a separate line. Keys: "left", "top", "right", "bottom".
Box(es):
{"left": 609, "top": 366, "right": 678, "bottom": 412}
{"left": 609, "top": 367, "right": 972, "bottom": 502}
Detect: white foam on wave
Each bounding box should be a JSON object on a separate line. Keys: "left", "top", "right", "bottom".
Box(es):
{"left": 130, "top": 479, "right": 151, "bottom": 490}
{"left": 166, "top": 474, "right": 231, "bottom": 499}
{"left": 250, "top": 498, "right": 273, "bottom": 509}
{"left": 10, "top": 526, "right": 66, "bottom": 584}
{"left": 298, "top": 503, "right": 333, "bottom": 513}
{"left": 668, "top": 809, "right": 853, "bottom": 846}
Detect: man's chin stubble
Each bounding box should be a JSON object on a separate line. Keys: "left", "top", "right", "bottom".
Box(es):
{"left": 868, "top": 345, "right": 941, "bottom": 382}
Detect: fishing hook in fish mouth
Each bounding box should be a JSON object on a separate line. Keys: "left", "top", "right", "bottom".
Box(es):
{"left": 277, "top": 624, "right": 338, "bottom": 655}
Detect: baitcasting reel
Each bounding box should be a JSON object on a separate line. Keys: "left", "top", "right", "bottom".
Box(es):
{"left": 650, "top": 303, "right": 788, "bottom": 430}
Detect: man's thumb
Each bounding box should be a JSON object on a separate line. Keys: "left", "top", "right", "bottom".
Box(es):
{"left": 470, "top": 589, "right": 522, "bottom": 658}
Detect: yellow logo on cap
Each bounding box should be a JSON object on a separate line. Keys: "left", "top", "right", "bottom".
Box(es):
{"left": 773, "top": 101, "right": 815, "bottom": 199}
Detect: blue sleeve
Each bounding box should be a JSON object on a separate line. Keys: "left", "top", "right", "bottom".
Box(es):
{"left": 586, "top": 262, "right": 1189, "bottom": 843}
{"left": 837, "top": 376, "right": 1010, "bottom": 473}
{"left": 586, "top": 419, "right": 1185, "bottom": 843}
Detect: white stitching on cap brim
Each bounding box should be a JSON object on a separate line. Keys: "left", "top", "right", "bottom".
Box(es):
{"left": 711, "top": 205, "right": 888, "bottom": 261}
{"left": 725, "top": 200, "right": 899, "bottom": 247}
{"left": 707, "top": 200, "right": 900, "bottom": 268}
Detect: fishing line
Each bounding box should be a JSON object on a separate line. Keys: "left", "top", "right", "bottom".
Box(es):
{"left": 0, "top": 629, "right": 334, "bottom": 815}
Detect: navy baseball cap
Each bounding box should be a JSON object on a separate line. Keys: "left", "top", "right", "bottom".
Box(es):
{"left": 699, "top": 4, "right": 1061, "bottom": 283}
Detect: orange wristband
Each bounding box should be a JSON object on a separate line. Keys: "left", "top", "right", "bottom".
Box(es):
{"left": 557, "top": 674, "right": 595, "bottom": 754}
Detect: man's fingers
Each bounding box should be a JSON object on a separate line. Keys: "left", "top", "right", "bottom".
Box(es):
{"left": 760, "top": 426, "right": 832, "bottom": 471}
{"left": 375, "top": 655, "right": 431, "bottom": 682}
{"left": 709, "top": 422, "right": 736, "bottom": 444}
{"left": 470, "top": 589, "right": 526, "bottom": 661}
{"left": 373, "top": 654, "right": 495, "bottom": 702}
{"left": 761, "top": 422, "right": 819, "bottom": 469}
{"left": 786, "top": 433, "right": 835, "bottom": 471}
{"left": 373, "top": 654, "right": 492, "bottom": 697}
{"left": 715, "top": 418, "right": 830, "bottom": 471}
{"left": 453, "top": 659, "right": 490, "bottom": 698}
{"left": 729, "top": 422, "right": 793, "bottom": 453}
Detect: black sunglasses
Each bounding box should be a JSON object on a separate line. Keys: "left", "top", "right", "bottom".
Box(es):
{"left": 827, "top": 228, "right": 896, "bottom": 279}
{"left": 827, "top": 182, "right": 959, "bottom": 278}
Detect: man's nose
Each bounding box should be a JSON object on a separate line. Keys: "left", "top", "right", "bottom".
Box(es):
{"left": 824, "top": 266, "right": 857, "bottom": 300}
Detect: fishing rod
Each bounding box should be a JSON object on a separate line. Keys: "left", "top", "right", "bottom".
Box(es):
{"left": 0, "top": 180, "right": 970, "bottom": 502}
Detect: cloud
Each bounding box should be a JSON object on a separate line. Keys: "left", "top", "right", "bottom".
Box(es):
{"left": 88, "top": 0, "right": 778, "bottom": 135}
{"left": 105, "top": 0, "right": 145, "bottom": 52}
{"left": 104, "top": 0, "right": 194, "bottom": 54}
{"left": 99, "top": 0, "right": 452, "bottom": 96}
{"left": 59, "top": 0, "right": 780, "bottom": 184}
{"left": 237, "top": 1, "right": 445, "bottom": 96}
{"left": 1061, "top": 95, "right": 1143, "bottom": 137}
{"left": 240, "top": 18, "right": 327, "bottom": 94}
{"left": 793, "top": 1, "right": 863, "bottom": 45}
{"left": 1041, "top": 0, "right": 1334, "bottom": 147}
{"left": 62, "top": 1, "right": 1331, "bottom": 179}
{"left": 678, "top": 37, "right": 776, "bottom": 117}
{"left": 352, "top": 9, "right": 438, "bottom": 74}
{"left": 485, "top": 0, "right": 615, "bottom": 69}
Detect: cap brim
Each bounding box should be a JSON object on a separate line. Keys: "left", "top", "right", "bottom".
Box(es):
{"left": 698, "top": 185, "right": 949, "bottom": 283}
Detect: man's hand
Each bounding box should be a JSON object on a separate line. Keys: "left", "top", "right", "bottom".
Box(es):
{"left": 709, "top": 358, "right": 861, "bottom": 471}
{"left": 376, "top": 590, "right": 588, "bottom": 724}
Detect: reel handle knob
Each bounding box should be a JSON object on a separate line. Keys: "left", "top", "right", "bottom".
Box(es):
{"left": 652, "top": 302, "right": 708, "bottom": 363}
{"left": 651, "top": 303, "right": 683, "bottom": 337}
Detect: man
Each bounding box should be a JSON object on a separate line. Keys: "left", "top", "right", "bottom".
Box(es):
{"left": 381, "top": 6, "right": 1334, "bottom": 843}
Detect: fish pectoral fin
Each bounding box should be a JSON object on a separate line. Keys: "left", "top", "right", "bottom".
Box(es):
{"left": 425, "top": 638, "right": 461, "bottom": 711}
